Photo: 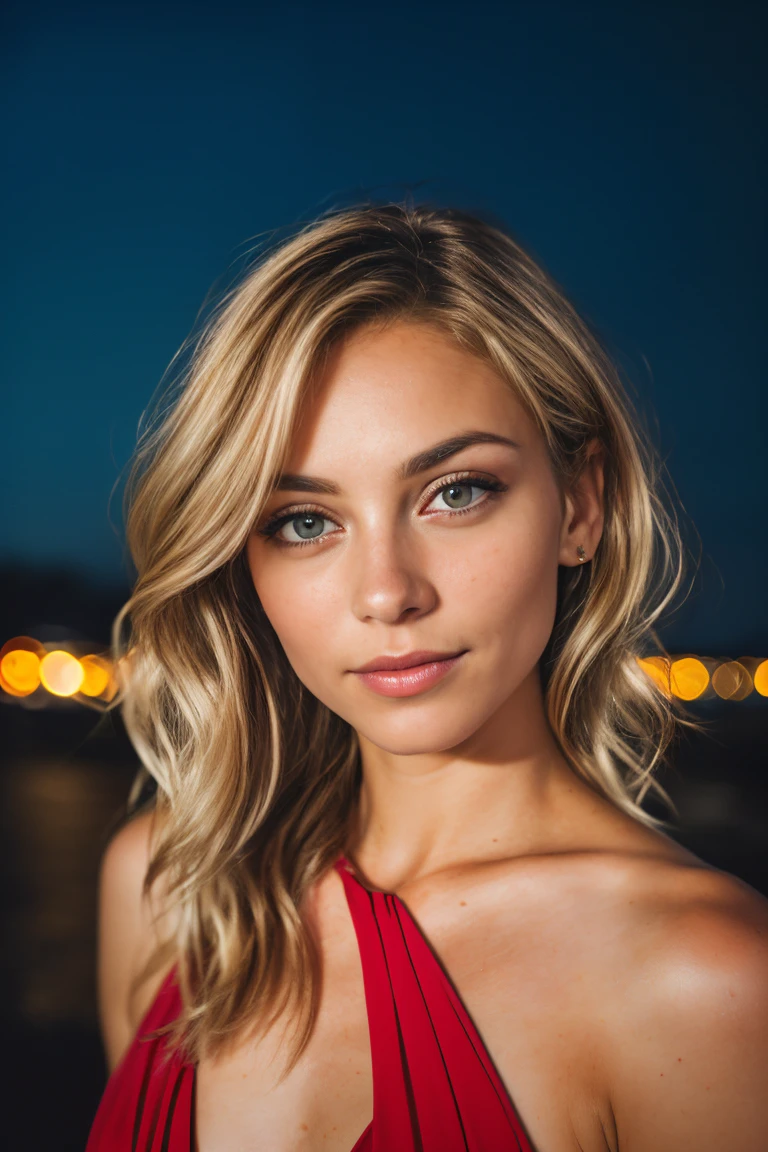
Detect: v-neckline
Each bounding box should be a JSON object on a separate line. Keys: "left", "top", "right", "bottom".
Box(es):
{"left": 192, "top": 858, "right": 531, "bottom": 1152}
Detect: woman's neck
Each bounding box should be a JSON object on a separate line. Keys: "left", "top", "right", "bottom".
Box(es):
{"left": 348, "top": 669, "right": 591, "bottom": 892}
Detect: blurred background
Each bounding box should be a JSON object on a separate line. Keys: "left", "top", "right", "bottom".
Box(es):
{"left": 2, "top": 0, "right": 766, "bottom": 1146}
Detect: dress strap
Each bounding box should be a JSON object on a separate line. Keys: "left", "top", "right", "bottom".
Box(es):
{"left": 335, "top": 858, "right": 531, "bottom": 1152}
{"left": 86, "top": 967, "right": 195, "bottom": 1152}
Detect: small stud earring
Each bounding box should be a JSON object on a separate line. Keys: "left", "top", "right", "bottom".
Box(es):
{"left": 576, "top": 545, "right": 587, "bottom": 563}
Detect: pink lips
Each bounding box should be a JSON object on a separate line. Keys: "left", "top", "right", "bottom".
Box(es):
{"left": 352, "top": 650, "right": 467, "bottom": 698}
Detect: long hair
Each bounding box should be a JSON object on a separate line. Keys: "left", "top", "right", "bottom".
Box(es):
{"left": 112, "top": 200, "right": 701, "bottom": 1066}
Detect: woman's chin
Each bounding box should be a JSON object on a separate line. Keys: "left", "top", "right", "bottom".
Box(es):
{"left": 355, "top": 712, "right": 488, "bottom": 758}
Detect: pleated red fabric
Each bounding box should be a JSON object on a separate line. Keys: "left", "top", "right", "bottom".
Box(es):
{"left": 85, "top": 965, "right": 194, "bottom": 1152}
{"left": 86, "top": 857, "right": 533, "bottom": 1152}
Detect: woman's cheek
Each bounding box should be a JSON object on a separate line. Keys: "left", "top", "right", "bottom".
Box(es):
{"left": 258, "top": 566, "right": 346, "bottom": 694}
{"left": 463, "top": 522, "right": 560, "bottom": 669}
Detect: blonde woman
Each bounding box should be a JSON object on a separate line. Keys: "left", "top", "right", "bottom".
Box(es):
{"left": 87, "top": 203, "right": 768, "bottom": 1152}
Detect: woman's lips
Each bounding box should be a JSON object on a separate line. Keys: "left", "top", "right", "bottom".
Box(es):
{"left": 353, "top": 652, "right": 466, "bottom": 698}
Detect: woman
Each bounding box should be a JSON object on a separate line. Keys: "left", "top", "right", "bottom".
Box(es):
{"left": 87, "top": 202, "right": 768, "bottom": 1152}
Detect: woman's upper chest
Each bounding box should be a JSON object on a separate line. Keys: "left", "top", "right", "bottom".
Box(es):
{"left": 194, "top": 873, "right": 373, "bottom": 1152}
{"left": 193, "top": 863, "right": 624, "bottom": 1152}
{"left": 415, "top": 861, "right": 626, "bottom": 1152}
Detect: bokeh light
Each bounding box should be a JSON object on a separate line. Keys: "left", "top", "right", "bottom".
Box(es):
{"left": 39, "top": 650, "right": 85, "bottom": 697}
{"left": 0, "top": 636, "right": 46, "bottom": 697}
{"left": 79, "top": 654, "right": 112, "bottom": 698}
{"left": 0, "top": 649, "right": 41, "bottom": 696}
{"left": 712, "top": 660, "right": 752, "bottom": 701}
{"left": 755, "top": 661, "right": 768, "bottom": 698}
{"left": 669, "top": 657, "right": 710, "bottom": 700}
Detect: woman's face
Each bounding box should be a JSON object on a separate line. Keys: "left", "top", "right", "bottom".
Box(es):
{"left": 246, "top": 320, "right": 602, "bottom": 756}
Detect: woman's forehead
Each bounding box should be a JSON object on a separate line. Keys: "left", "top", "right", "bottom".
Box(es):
{"left": 287, "top": 320, "right": 536, "bottom": 471}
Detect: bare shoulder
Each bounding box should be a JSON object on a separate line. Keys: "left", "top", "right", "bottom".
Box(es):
{"left": 623, "top": 855, "right": 768, "bottom": 1020}
{"left": 97, "top": 805, "right": 178, "bottom": 1073}
{"left": 609, "top": 843, "right": 768, "bottom": 987}
{"left": 602, "top": 854, "right": 768, "bottom": 1151}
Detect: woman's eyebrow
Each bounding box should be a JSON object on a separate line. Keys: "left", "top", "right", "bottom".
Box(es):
{"left": 275, "top": 430, "right": 521, "bottom": 495}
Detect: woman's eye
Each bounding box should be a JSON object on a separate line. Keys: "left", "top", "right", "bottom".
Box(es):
{"left": 273, "top": 513, "right": 337, "bottom": 544}
{"left": 426, "top": 481, "right": 489, "bottom": 513}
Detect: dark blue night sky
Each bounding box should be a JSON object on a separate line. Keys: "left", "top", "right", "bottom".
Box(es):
{"left": 3, "top": 0, "right": 766, "bottom": 652}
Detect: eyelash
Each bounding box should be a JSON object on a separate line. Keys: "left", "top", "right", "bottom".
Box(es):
{"left": 256, "top": 471, "right": 508, "bottom": 549}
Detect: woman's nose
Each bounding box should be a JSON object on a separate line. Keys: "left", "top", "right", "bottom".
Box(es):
{"left": 348, "top": 532, "right": 437, "bottom": 626}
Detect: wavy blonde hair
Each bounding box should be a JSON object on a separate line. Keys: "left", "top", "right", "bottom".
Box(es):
{"left": 113, "top": 200, "right": 701, "bottom": 1066}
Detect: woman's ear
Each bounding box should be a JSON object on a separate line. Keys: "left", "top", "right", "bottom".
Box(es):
{"left": 557, "top": 438, "right": 606, "bottom": 567}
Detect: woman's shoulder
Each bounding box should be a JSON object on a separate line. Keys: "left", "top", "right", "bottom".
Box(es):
{"left": 557, "top": 823, "right": 768, "bottom": 1002}
{"left": 604, "top": 846, "right": 768, "bottom": 996}
{"left": 596, "top": 826, "right": 768, "bottom": 960}
{"left": 97, "top": 806, "right": 179, "bottom": 1072}
{"left": 590, "top": 852, "right": 768, "bottom": 1147}
{"left": 624, "top": 845, "right": 768, "bottom": 1000}
{"left": 498, "top": 829, "right": 768, "bottom": 1148}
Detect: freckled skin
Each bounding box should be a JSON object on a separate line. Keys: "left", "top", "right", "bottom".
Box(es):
{"left": 189, "top": 321, "right": 768, "bottom": 1152}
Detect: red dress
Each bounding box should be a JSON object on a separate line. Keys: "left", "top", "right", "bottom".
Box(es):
{"left": 86, "top": 858, "right": 534, "bottom": 1151}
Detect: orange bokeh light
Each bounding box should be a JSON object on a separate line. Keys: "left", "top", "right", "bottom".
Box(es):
{"left": 79, "top": 654, "right": 112, "bottom": 698}
{"left": 0, "top": 649, "right": 41, "bottom": 695}
{"left": 39, "top": 650, "right": 85, "bottom": 697}
{"left": 0, "top": 636, "right": 46, "bottom": 696}
{"left": 669, "top": 657, "right": 710, "bottom": 700}
{"left": 712, "top": 660, "right": 753, "bottom": 701}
